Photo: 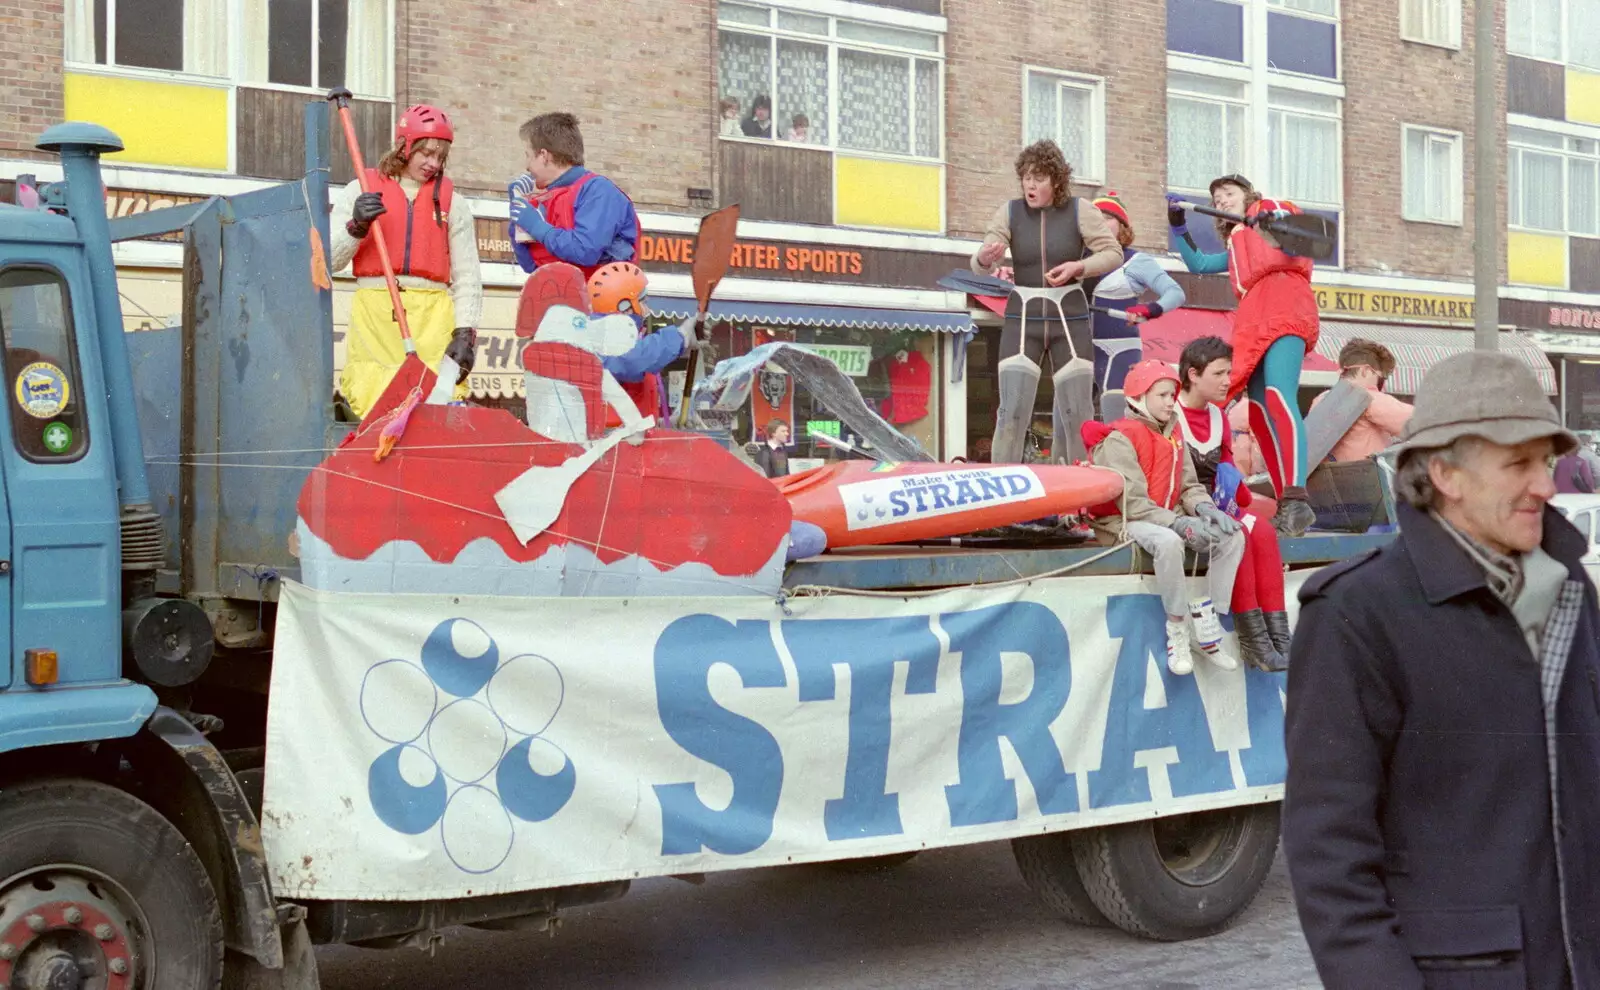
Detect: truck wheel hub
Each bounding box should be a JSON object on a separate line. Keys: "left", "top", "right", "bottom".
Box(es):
{"left": 0, "top": 870, "right": 144, "bottom": 989}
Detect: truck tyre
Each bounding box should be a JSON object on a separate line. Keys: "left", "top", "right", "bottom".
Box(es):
{"left": 0, "top": 778, "right": 225, "bottom": 988}
{"left": 1011, "top": 834, "right": 1109, "bottom": 927}
{"left": 1070, "top": 803, "right": 1280, "bottom": 942}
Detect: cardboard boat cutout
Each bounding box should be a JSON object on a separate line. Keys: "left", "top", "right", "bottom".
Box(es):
{"left": 295, "top": 264, "right": 793, "bottom": 597}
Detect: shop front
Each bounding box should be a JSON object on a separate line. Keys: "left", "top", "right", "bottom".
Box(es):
{"left": 1505, "top": 299, "right": 1600, "bottom": 434}
{"left": 645, "top": 298, "right": 969, "bottom": 464}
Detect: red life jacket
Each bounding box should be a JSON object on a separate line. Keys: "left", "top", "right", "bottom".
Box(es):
{"left": 1084, "top": 417, "right": 1185, "bottom": 518}
{"left": 526, "top": 172, "right": 641, "bottom": 280}
{"left": 619, "top": 376, "right": 662, "bottom": 421}
{"left": 1227, "top": 199, "right": 1313, "bottom": 298}
{"left": 352, "top": 170, "right": 453, "bottom": 284}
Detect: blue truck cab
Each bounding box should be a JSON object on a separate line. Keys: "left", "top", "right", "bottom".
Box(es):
{"left": 0, "top": 125, "right": 162, "bottom": 754}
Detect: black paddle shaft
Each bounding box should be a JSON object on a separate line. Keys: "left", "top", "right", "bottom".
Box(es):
{"left": 1184, "top": 203, "right": 1338, "bottom": 260}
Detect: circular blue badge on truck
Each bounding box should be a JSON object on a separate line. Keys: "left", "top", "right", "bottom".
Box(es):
{"left": 13, "top": 362, "right": 70, "bottom": 419}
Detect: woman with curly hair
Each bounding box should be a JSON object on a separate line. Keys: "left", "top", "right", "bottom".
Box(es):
{"left": 971, "top": 140, "right": 1122, "bottom": 464}
{"left": 1167, "top": 174, "right": 1320, "bottom": 536}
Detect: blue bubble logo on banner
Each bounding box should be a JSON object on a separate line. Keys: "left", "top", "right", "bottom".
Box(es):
{"left": 362, "top": 619, "right": 576, "bottom": 874}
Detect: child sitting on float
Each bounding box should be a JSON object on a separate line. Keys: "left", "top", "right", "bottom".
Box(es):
{"left": 1083, "top": 360, "right": 1246, "bottom": 676}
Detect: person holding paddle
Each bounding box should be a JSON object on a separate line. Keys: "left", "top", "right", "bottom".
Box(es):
{"left": 1167, "top": 174, "right": 1320, "bottom": 536}
{"left": 330, "top": 104, "right": 482, "bottom": 419}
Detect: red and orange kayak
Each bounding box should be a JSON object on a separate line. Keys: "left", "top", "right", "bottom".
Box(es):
{"left": 777, "top": 461, "right": 1124, "bottom": 548}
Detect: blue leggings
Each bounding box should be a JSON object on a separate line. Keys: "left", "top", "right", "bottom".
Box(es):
{"left": 1245, "top": 336, "right": 1308, "bottom": 493}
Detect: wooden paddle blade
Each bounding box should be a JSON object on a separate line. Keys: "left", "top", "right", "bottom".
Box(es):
{"left": 1264, "top": 213, "right": 1339, "bottom": 260}
{"left": 691, "top": 205, "right": 740, "bottom": 311}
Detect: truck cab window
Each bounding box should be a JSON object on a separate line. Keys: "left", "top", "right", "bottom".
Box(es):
{"left": 0, "top": 267, "right": 88, "bottom": 461}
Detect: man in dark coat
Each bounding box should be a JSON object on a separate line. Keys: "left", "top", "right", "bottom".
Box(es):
{"left": 1284, "top": 351, "right": 1600, "bottom": 990}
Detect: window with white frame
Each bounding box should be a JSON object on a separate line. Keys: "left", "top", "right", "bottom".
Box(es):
{"left": 63, "top": 0, "right": 392, "bottom": 96}
{"left": 1508, "top": 0, "right": 1600, "bottom": 68}
{"left": 1400, "top": 0, "right": 1462, "bottom": 48}
{"left": 1509, "top": 125, "right": 1600, "bottom": 236}
{"left": 1023, "top": 69, "right": 1104, "bottom": 184}
{"left": 716, "top": 2, "right": 943, "bottom": 160}
{"left": 242, "top": 0, "right": 391, "bottom": 96}
{"left": 1267, "top": 88, "right": 1342, "bottom": 208}
{"left": 64, "top": 0, "right": 228, "bottom": 76}
{"left": 1167, "top": 72, "right": 1249, "bottom": 193}
{"left": 1402, "top": 125, "right": 1463, "bottom": 224}
{"left": 1268, "top": 0, "right": 1337, "bottom": 16}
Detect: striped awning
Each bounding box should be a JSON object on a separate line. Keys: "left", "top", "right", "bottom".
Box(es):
{"left": 648, "top": 297, "right": 974, "bottom": 333}
{"left": 1313, "top": 322, "right": 1557, "bottom": 396}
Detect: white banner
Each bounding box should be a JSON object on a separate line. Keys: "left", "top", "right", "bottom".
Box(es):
{"left": 263, "top": 573, "right": 1305, "bottom": 901}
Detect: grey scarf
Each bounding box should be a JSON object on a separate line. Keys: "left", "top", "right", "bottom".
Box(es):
{"left": 1431, "top": 510, "right": 1524, "bottom": 605}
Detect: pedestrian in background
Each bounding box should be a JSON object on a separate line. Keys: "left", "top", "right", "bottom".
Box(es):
{"left": 1311, "top": 337, "right": 1414, "bottom": 463}
{"left": 1284, "top": 351, "right": 1600, "bottom": 989}
{"left": 753, "top": 419, "right": 791, "bottom": 478}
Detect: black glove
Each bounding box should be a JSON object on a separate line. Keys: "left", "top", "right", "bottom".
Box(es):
{"left": 346, "top": 192, "right": 386, "bottom": 238}
{"left": 445, "top": 327, "right": 476, "bottom": 385}
{"left": 1165, "top": 194, "right": 1188, "bottom": 228}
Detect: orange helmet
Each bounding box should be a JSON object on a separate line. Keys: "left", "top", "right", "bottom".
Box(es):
{"left": 1123, "top": 359, "right": 1180, "bottom": 400}
{"left": 587, "top": 262, "right": 649, "bottom": 317}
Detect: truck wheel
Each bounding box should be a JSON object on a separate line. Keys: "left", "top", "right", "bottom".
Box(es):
{"left": 0, "top": 778, "right": 224, "bottom": 988}
{"left": 1011, "top": 834, "right": 1109, "bottom": 927}
{"left": 1071, "top": 803, "right": 1279, "bottom": 941}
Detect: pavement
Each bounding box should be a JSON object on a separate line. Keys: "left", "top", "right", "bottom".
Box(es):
{"left": 317, "top": 839, "right": 1321, "bottom": 989}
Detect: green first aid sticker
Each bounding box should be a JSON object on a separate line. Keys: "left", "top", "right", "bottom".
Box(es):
{"left": 41, "top": 421, "right": 73, "bottom": 454}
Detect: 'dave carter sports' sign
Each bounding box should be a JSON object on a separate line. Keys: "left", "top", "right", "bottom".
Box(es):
{"left": 261, "top": 575, "right": 1299, "bottom": 901}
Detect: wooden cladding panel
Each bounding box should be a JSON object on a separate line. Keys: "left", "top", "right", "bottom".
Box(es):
{"left": 718, "top": 140, "right": 832, "bottom": 226}
{"left": 235, "top": 88, "right": 392, "bottom": 184}
{"left": 1508, "top": 56, "right": 1566, "bottom": 121}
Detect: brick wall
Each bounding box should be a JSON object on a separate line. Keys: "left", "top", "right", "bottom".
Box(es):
{"left": 401, "top": 0, "right": 714, "bottom": 213}
{"left": 944, "top": 0, "right": 1170, "bottom": 252}
{"left": 0, "top": 0, "right": 64, "bottom": 160}
{"left": 1341, "top": 0, "right": 1505, "bottom": 282}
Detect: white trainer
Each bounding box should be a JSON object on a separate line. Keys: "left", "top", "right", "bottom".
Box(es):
{"left": 1165, "top": 619, "right": 1194, "bottom": 675}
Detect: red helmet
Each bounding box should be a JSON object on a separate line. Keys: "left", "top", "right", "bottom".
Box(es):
{"left": 397, "top": 105, "right": 454, "bottom": 157}
{"left": 1123, "top": 359, "right": 1180, "bottom": 400}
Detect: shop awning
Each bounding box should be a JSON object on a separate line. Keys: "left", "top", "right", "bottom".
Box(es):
{"left": 1313, "top": 322, "right": 1557, "bottom": 395}
{"left": 648, "top": 297, "right": 974, "bottom": 334}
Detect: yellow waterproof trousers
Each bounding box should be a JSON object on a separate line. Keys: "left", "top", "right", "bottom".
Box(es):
{"left": 341, "top": 286, "right": 467, "bottom": 418}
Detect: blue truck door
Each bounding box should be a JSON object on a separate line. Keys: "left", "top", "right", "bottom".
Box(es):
{"left": 0, "top": 260, "right": 119, "bottom": 688}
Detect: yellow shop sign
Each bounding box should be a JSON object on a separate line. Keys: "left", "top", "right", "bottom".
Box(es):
{"left": 1312, "top": 287, "right": 1475, "bottom": 323}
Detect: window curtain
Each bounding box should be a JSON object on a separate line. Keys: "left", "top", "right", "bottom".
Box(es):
{"left": 838, "top": 49, "right": 909, "bottom": 155}
{"left": 1509, "top": 0, "right": 1561, "bottom": 59}
{"left": 344, "top": 0, "right": 388, "bottom": 95}
{"left": 1569, "top": 158, "right": 1598, "bottom": 235}
{"left": 776, "top": 39, "right": 828, "bottom": 143}
{"left": 241, "top": 0, "right": 269, "bottom": 82}
{"left": 1572, "top": 0, "right": 1600, "bottom": 71}
{"left": 63, "top": 0, "right": 95, "bottom": 61}
{"left": 1026, "top": 72, "right": 1056, "bottom": 145}
{"left": 1401, "top": 0, "right": 1453, "bottom": 43}
{"left": 1168, "top": 96, "right": 1225, "bottom": 191}
{"left": 183, "top": 0, "right": 228, "bottom": 76}
{"left": 718, "top": 31, "right": 772, "bottom": 125}
{"left": 1522, "top": 150, "right": 1565, "bottom": 230}
{"left": 1270, "top": 109, "right": 1340, "bottom": 206}
{"left": 914, "top": 59, "right": 939, "bottom": 158}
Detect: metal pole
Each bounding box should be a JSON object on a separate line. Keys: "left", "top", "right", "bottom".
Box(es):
{"left": 1474, "top": 0, "right": 1500, "bottom": 350}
